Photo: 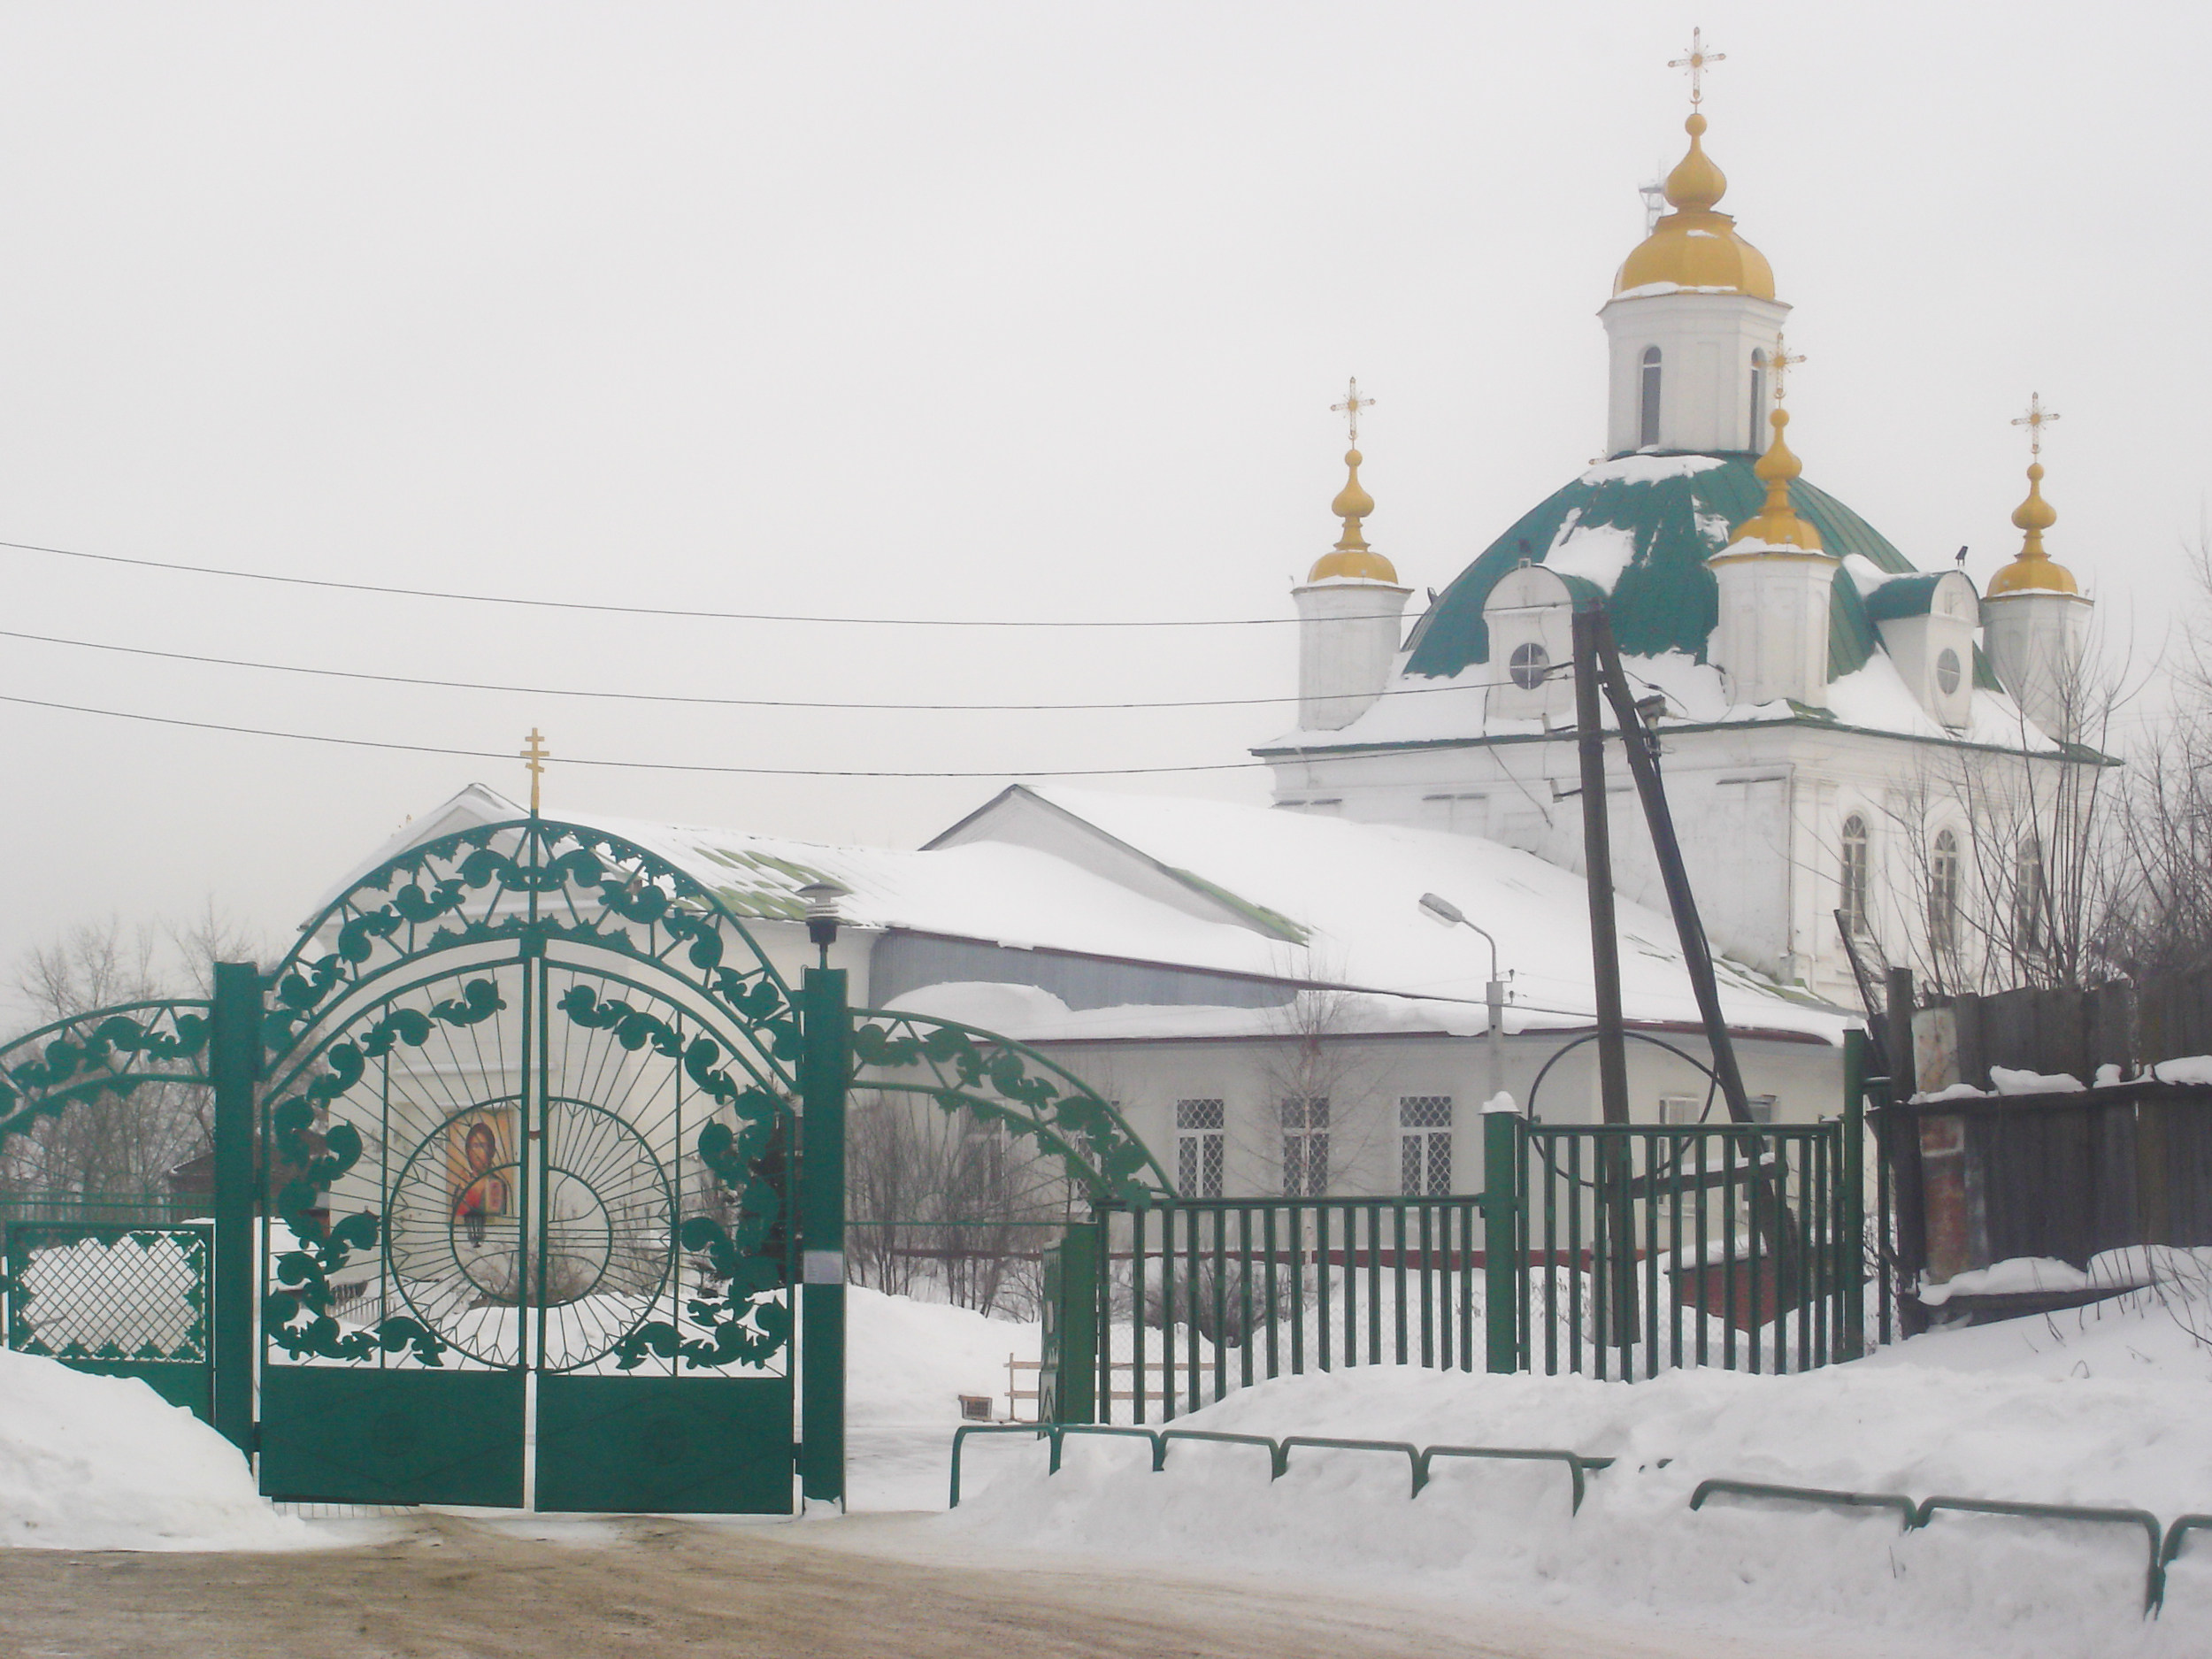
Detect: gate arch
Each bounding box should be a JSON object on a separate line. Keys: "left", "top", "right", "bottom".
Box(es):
{"left": 0, "top": 814, "right": 1179, "bottom": 1512}
{"left": 252, "top": 817, "right": 806, "bottom": 1513}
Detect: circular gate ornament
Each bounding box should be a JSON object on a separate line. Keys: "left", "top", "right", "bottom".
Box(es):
{"left": 388, "top": 1096, "right": 675, "bottom": 1369}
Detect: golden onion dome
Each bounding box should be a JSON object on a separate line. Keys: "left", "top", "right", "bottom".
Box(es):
{"left": 1722, "top": 409, "right": 1824, "bottom": 552}
{"left": 1613, "top": 113, "right": 1777, "bottom": 300}
{"left": 1308, "top": 447, "right": 1400, "bottom": 583}
{"left": 1985, "top": 462, "right": 2080, "bottom": 596}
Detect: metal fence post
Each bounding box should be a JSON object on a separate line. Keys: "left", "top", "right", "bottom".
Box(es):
{"left": 1043, "top": 1221, "right": 1101, "bottom": 1424}
{"left": 209, "top": 961, "right": 259, "bottom": 1456}
{"left": 1840, "top": 1029, "right": 1868, "bottom": 1361}
{"left": 1482, "top": 1107, "right": 1522, "bottom": 1372}
{"left": 798, "top": 966, "right": 849, "bottom": 1507}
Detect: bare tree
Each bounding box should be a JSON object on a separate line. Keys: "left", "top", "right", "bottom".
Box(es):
{"left": 844, "top": 1089, "right": 1073, "bottom": 1317}
{"left": 3, "top": 907, "right": 270, "bottom": 1202}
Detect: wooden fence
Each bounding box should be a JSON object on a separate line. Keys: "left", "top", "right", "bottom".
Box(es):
{"left": 1878, "top": 965, "right": 2212, "bottom": 1331}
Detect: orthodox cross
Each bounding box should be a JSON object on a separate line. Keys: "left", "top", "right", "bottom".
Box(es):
{"left": 520, "top": 727, "right": 550, "bottom": 816}
{"left": 2012, "top": 392, "right": 2060, "bottom": 457}
{"left": 1332, "top": 377, "right": 1375, "bottom": 447}
{"left": 1769, "top": 334, "right": 1806, "bottom": 402}
{"left": 1670, "top": 27, "right": 1726, "bottom": 106}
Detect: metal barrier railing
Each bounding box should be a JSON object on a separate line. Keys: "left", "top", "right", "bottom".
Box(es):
{"left": 953, "top": 1435, "right": 2192, "bottom": 1618}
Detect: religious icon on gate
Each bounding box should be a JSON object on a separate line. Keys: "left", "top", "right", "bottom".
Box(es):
{"left": 447, "top": 1108, "right": 516, "bottom": 1248}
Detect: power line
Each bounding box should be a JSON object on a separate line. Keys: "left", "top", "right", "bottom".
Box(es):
{"left": 0, "top": 690, "right": 1285, "bottom": 778}
{"left": 0, "top": 536, "right": 1416, "bottom": 630}
{"left": 0, "top": 626, "right": 1515, "bottom": 712}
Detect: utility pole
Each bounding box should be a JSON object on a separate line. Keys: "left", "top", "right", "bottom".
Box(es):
{"left": 1587, "top": 611, "right": 1753, "bottom": 1123}
{"left": 1571, "top": 605, "right": 1631, "bottom": 1127}
{"left": 1571, "top": 604, "right": 1637, "bottom": 1354}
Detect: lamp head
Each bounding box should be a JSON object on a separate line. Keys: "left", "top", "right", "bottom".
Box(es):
{"left": 1417, "top": 892, "right": 1467, "bottom": 929}
{"left": 796, "top": 880, "right": 852, "bottom": 949}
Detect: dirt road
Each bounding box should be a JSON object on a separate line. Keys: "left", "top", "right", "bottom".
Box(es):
{"left": 0, "top": 1511, "right": 1825, "bottom": 1659}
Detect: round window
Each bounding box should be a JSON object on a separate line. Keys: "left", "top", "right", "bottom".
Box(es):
{"left": 1935, "top": 648, "right": 1962, "bottom": 696}
{"left": 1509, "top": 641, "right": 1550, "bottom": 691}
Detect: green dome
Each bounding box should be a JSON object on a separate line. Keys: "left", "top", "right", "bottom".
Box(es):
{"left": 1403, "top": 456, "right": 1916, "bottom": 683}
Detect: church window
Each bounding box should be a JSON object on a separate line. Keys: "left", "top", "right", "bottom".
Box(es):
{"left": 1935, "top": 648, "right": 1962, "bottom": 697}
{"left": 1280, "top": 1097, "right": 1328, "bottom": 1197}
{"left": 1176, "top": 1098, "right": 1225, "bottom": 1198}
{"left": 1839, "top": 814, "right": 1872, "bottom": 936}
{"left": 1929, "top": 830, "right": 1960, "bottom": 954}
{"left": 2015, "top": 836, "right": 2049, "bottom": 952}
{"left": 1748, "top": 349, "right": 1767, "bottom": 444}
{"left": 1639, "top": 347, "right": 1663, "bottom": 448}
{"left": 1509, "top": 641, "right": 1551, "bottom": 690}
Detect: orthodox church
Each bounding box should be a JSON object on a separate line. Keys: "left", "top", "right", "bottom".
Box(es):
{"left": 319, "top": 64, "right": 2095, "bottom": 1200}
{"left": 1263, "top": 88, "right": 2095, "bottom": 1005}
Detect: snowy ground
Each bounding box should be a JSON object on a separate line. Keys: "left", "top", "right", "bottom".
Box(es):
{"left": 9, "top": 1269, "right": 2212, "bottom": 1655}
{"left": 943, "top": 1269, "right": 2212, "bottom": 1659}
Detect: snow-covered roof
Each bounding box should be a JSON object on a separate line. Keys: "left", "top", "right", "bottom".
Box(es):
{"left": 319, "top": 785, "right": 1847, "bottom": 1047}
{"left": 1286, "top": 450, "right": 2062, "bottom": 755}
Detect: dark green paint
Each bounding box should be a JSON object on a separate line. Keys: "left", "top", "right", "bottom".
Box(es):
{"left": 258, "top": 1367, "right": 526, "bottom": 1507}
{"left": 210, "top": 963, "right": 257, "bottom": 1453}
{"left": 799, "top": 968, "right": 849, "bottom": 1507}
{"left": 1402, "top": 455, "right": 1922, "bottom": 683}
{"left": 1039, "top": 1224, "right": 1100, "bottom": 1424}
{"left": 535, "top": 1375, "right": 795, "bottom": 1514}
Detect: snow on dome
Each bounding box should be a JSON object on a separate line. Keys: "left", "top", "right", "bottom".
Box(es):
{"left": 1578, "top": 454, "right": 1732, "bottom": 488}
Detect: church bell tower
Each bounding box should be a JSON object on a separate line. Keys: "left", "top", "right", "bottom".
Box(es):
{"left": 1597, "top": 36, "right": 1787, "bottom": 457}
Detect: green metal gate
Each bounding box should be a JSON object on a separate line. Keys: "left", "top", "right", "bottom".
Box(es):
{"left": 0, "top": 815, "right": 1173, "bottom": 1513}
{"left": 4, "top": 1222, "right": 213, "bottom": 1420}
{"left": 253, "top": 818, "right": 812, "bottom": 1513}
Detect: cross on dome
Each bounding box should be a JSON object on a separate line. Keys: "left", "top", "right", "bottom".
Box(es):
{"left": 2012, "top": 392, "right": 2061, "bottom": 457}
{"left": 1669, "top": 27, "right": 1726, "bottom": 106}
{"left": 1332, "top": 377, "right": 1375, "bottom": 447}
{"left": 1770, "top": 335, "right": 1806, "bottom": 402}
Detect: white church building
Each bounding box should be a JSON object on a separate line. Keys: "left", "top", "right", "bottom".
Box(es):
{"left": 325, "top": 85, "right": 2099, "bottom": 1203}
{"left": 1268, "top": 102, "right": 2097, "bottom": 1010}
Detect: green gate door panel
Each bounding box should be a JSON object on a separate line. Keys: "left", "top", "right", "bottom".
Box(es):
{"left": 534, "top": 1374, "right": 794, "bottom": 1514}
{"left": 58, "top": 1358, "right": 211, "bottom": 1421}
{"left": 259, "top": 1367, "right": 526, "bottom": 1507}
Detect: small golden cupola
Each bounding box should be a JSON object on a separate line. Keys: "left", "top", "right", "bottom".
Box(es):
{"left": 1986, "top": 412, "right": 2078, "bottom": 597}
{"left": 1307, "top": 379, "right": 1399, "bottom": 583}
{"left": 1725, "top": 405, "right": 1823, "bottom": 552}
{"left": 1614, "top": 111, "right": 1776, "bottom": 299}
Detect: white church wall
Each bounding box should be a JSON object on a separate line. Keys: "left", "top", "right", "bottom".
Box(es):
{"left": 1599, "top": 289, "right": 1787, "bottom": 456}
{"left": 1030, "top": 1029, "right": 1841, "bottom": 1202}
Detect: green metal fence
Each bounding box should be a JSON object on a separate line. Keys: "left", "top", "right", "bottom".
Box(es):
{"left": 1059, "top": 1095, "right": 1863, "bottom": 1423}
{"left": 1515, "top": 1119, "right": 1857, "bottom": 1379}
{"left": 3, "top": 1221, "right": 214, "bottom": 1421}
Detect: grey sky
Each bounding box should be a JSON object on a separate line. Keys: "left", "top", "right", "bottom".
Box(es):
{"left": 1, "top": 2, "right": 2203, "bottom": 1013}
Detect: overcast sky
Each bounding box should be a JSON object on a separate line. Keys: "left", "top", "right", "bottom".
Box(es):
{"left": 1, "top": 2, "right": 2204, "bottom": 1014}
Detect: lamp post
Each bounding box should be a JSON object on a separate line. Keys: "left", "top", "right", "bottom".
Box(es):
{"left": 1417, "top": 892, "right": 1508, "bottom": 1105}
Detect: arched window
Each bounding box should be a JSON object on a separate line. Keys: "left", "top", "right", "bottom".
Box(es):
{"left": 2016, "top": 835, "right": 2048, "bottom": 951}
{"left": 1929, "top": 829, "right": 1960, "bottom": 955}
{"left": 1839, "top": 814, "right": 1871, "bottom": 936}
{"left": 1509, "top": 641, "right": 1550, "bottom": 690}
{"left": 1640, "top": 347, "right": 1663, "bottom": 448}
{"left": 1748, "top": 348, "right": 1767, "bottom": 447}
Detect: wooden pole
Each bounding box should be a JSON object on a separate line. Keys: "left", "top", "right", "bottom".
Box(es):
{"left": 1587, "top": 610, "right": 1752, "bottom": 1122}
{"left": 1571, "top": 606, "right": 1631, "bottom": 1127}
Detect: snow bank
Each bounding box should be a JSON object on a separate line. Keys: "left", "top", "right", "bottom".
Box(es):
{"left": 0, "top": 1351, "right": 310, "bottom": 1550}
{"left": 847, "top": 1285, "right": 1038, "bottom": 1428}
{"left": 946, "top": 1286, "right": 2212, "bottom": 1656}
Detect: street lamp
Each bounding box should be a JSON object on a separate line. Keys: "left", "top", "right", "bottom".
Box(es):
{"left": 796, "top": 880, "right": 851, "bottom": 967}
{"left": 1418, "top": 891, "right": 1509, "bottom": 1104}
